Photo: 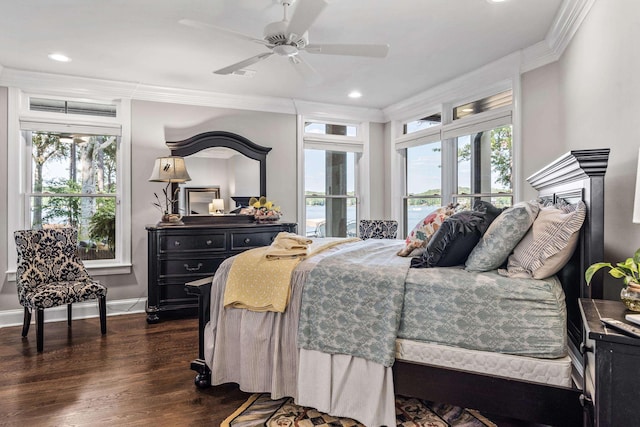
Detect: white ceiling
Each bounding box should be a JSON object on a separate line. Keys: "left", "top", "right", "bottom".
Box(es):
{"left": 0, "top": 0, "right": 564, "bottom": 110}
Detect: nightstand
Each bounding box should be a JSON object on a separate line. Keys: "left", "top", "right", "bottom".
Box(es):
{"left": 579, "top": 298, "right": 640, "bottom": 427}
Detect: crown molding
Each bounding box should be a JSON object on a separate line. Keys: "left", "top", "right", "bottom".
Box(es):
{"left": 0, "top": 67, "right": 385, "bottom": 122}
{"left": 521, "top": 0, "right": 596, "bottom": 73}
{"left": 546, "top": 0, "right": 597, "bottom": 58}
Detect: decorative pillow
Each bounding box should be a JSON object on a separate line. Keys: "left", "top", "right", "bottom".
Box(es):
{"left": 465, "top": 200, "right": 540, "bottom": 272}
{"left": 410, "top": 206, "right": 501, "bottom": 268}
{"left": 397, "top": 204, "right": 457, "bottom": 257}
{"left": 499, "top": 201, "right": 586, "bottom": 279}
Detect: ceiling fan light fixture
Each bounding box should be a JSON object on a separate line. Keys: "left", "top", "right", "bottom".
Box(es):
{"left": 273, "top": 44, "right": 299, "bottom": 57}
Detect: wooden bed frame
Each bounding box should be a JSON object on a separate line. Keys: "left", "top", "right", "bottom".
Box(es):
{"left": 188, "top": 148, "right": 610, "bottom": 427}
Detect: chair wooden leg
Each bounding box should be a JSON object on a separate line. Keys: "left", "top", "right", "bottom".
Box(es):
{"left": 21, "top": 307, "right": 31, "bottom": 337}
{"left": 99, "top": 295, "right": 107, "bottom": 335}
{"left": 36, "top": 308, "right": 44, "bottom": 352}
{"left": 67, "top": 303, "right": 72, "bottom": 327}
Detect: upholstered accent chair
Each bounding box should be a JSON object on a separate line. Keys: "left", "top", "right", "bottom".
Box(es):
{"left": 14, "top": 228, "right": 107, "bottom": 352}
{"left": 359, "top": 220, "right": 399, "bottom": 240}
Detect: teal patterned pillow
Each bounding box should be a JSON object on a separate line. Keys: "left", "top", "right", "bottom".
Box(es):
{"left": 464, "top": 201, "right": 540, "bottom": 272}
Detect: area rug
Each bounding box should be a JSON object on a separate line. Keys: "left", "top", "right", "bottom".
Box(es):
{"left": 222, "top": 393, "right": 497, "bottom": 427}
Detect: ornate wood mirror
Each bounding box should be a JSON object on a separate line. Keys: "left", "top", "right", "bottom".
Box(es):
{"left": 166, "top": 131, "right": 271, "bottom": 215}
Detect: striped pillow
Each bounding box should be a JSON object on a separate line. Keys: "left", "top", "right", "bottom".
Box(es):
{"left": 500, "top": 201, "right": 586, "bottom": 279}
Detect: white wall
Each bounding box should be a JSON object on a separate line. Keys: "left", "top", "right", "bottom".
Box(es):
{"left": 0, "top": 87, "right": 10, "bottom": 312}
{"left": 521, "top": 0, "right": 640, "bottom": 298}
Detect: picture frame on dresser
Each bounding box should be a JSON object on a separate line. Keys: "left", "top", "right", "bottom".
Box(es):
{"left": 183, "top": 186, "right": 220, "bottom": 215}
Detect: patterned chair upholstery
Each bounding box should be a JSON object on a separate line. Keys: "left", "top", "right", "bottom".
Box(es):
{"left": 358, "top": 220, "right": 399, "bottom": 240}
{"left": 14, "top": 228, "right": 107, "bottom": 352}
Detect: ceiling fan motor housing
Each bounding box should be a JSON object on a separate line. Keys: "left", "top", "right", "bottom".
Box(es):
{"left": 263, "top": 20, "right": 308, "bottom": 49}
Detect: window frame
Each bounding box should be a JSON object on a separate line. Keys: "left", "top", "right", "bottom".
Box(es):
{"left": 297, "top": 116, "right": 369, "bottom": 238}
{"left": 7, "top": 89, "right": 132, "bottom": 278}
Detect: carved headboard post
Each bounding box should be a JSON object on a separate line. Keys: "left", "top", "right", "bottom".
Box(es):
{"left": 526, "top": 148, "right": 609, "bottom": 348}
{"left": 165, "top": 131, "right": 272, "bottom": 213}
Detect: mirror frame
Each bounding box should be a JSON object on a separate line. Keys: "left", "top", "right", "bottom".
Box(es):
{"left": 166, "top": 131, "right": 271, "bottom": 214}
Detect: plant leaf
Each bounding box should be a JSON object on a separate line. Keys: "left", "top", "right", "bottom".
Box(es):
{"left": 609, "top": 267, "right": 628, "bottom": 279}
{"left": 585, "top": 262, "right": 612, "bottom": 284}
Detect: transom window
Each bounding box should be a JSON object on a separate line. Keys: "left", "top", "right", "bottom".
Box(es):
{"left": 403, "top": 113, "right": 442, "bottom": 135}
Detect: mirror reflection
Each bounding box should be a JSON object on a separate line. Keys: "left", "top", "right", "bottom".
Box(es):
{"left": 178, "top": 147, "right": 260, "bottom": 215}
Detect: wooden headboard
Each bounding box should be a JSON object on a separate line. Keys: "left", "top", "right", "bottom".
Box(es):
{"left": 527, "top": 148, "right": 609, "bottom": 350}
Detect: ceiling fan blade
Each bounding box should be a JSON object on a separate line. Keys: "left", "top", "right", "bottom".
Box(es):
{"left": 214, "top": 52, "right": 274, "bottom": 75}
{"left": 286, "top": 0, "right": 328, "bottom": 40}
{"left": 179, "top": 18, "right": 270, "bottom": 46}
{"left": 305, "top": 43, "right": 390, "bottom": 58}
{"left": 289, "top": 56, "right": 323, "bottom": 86}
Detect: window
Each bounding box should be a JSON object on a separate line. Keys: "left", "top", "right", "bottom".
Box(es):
{"left": 395, "top": 87, "right": 514, "bottom": 234}
{"left": 453, "top": 90, "right": 512, "bottom": 120}
{"left": 8, "top": 90, "right": 131, "bottom": 274}
{"left": 304, "top": 149, "right": 357, "bottom": 238}
{"left": 304, "top": 121, "right": 357, "bottom": 137}
{"left": 453, "top": 125, "right": 513, "bottom": 210}
{"left": 24, "top": 129, "right": 119, "bottom": 261}
{"left": 404, "top": 141, "right": 442, "bottom": 230}
{"left": 403, "top": 113, "right": 441, "bottom": 135}
{"left": 301, "top": 118, "right": 363, "bottom": 238}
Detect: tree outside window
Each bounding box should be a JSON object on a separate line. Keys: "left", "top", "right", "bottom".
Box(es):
{"left": 27, "top": 131, "right": 118, "bottom": 261}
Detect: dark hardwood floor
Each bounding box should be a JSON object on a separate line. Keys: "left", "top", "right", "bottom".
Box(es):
{"left": 0, "top": 313, "right": 250, "bottom": 426}
{"left": 0, "top": 313, "right": 552, "bottom": 427}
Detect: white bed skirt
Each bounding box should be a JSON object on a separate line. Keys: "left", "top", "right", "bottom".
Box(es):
{"left": 296, "top": 349, "right": 396, "bottom": 427}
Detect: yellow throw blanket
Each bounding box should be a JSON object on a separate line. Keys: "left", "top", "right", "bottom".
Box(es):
{"left": 223, "top": 237, "right": 360, "bottom": 312}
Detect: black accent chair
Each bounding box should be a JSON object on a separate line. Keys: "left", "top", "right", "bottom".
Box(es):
{"left": 14, "top": 228, "right": 107, "bottom": 352}
{"left": 358, "top": 219, "right": 399, "bottom": 239}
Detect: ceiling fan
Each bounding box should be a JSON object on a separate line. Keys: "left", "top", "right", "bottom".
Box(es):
{"left": 179, "top": 0, "right": 390, "bottom": 84}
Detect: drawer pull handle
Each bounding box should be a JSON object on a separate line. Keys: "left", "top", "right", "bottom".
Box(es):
{"left": 206, "top": 240, "right": 212, "bottom": 245}
{"left": 173, "top": 240, "right": 181, "bottom": 247}
{"left": 184, "top": 263, "right": 203, "bottom": 272}
{"left": 244, "top": 238, "right": 251, "bottom": 244}
{"left": 580, "top": 342, "right": 593, "bottom": 354}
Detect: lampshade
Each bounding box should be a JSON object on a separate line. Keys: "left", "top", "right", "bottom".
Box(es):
{"left": 148, "top": 156, "right": 191, "bottom": 183}
{"left": 209, "top": 198, "right": 225, "bottom": 214}
{"left": 634, "top": 147, "right": 640, "bottom": 223}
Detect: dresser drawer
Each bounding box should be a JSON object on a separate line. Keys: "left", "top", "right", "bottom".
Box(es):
{"left": 231, "top": 230, "right": 279, "bottom": 250}
{"left": 159, "top": 233, "right": 226, "bottom": 253}
{"left": 159, "top": 257, "right": 226, "bottom": 277}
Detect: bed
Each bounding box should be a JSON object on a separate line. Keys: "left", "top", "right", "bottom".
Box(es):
{"left": 188, "top": 148, "right": 609, "bottom": 426}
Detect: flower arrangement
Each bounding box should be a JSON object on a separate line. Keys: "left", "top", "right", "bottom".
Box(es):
{"left": 152, "top": 184, "right": 179, "bottom": 215}
{"left": 249, "top": 196, "right": 281, "bottom": 221}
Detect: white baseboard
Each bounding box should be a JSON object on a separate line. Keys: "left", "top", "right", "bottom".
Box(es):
{"left": 0, "top": 297, "right": 147, "bottom": 329}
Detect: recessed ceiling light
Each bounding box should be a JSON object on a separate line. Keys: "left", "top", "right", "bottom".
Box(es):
{"left": 48, "top": 53, "right": 71, "bottom": 62}
{"left": 348, "top": 91, "right": 362, "bottom": 99}
{"left": 487, "top": 0, "right": 508, "bottom": 3}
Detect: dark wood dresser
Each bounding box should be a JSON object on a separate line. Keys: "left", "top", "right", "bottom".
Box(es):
{"left": 146, "top": 217, "right": 296, "bottom": 323}
{"left": 579, "top": 298, "right": 640, "bottom": 426}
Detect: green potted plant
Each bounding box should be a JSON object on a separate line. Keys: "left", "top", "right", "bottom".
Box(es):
{"left": 585, "top": 248, "right": 640, "bottom": 311}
